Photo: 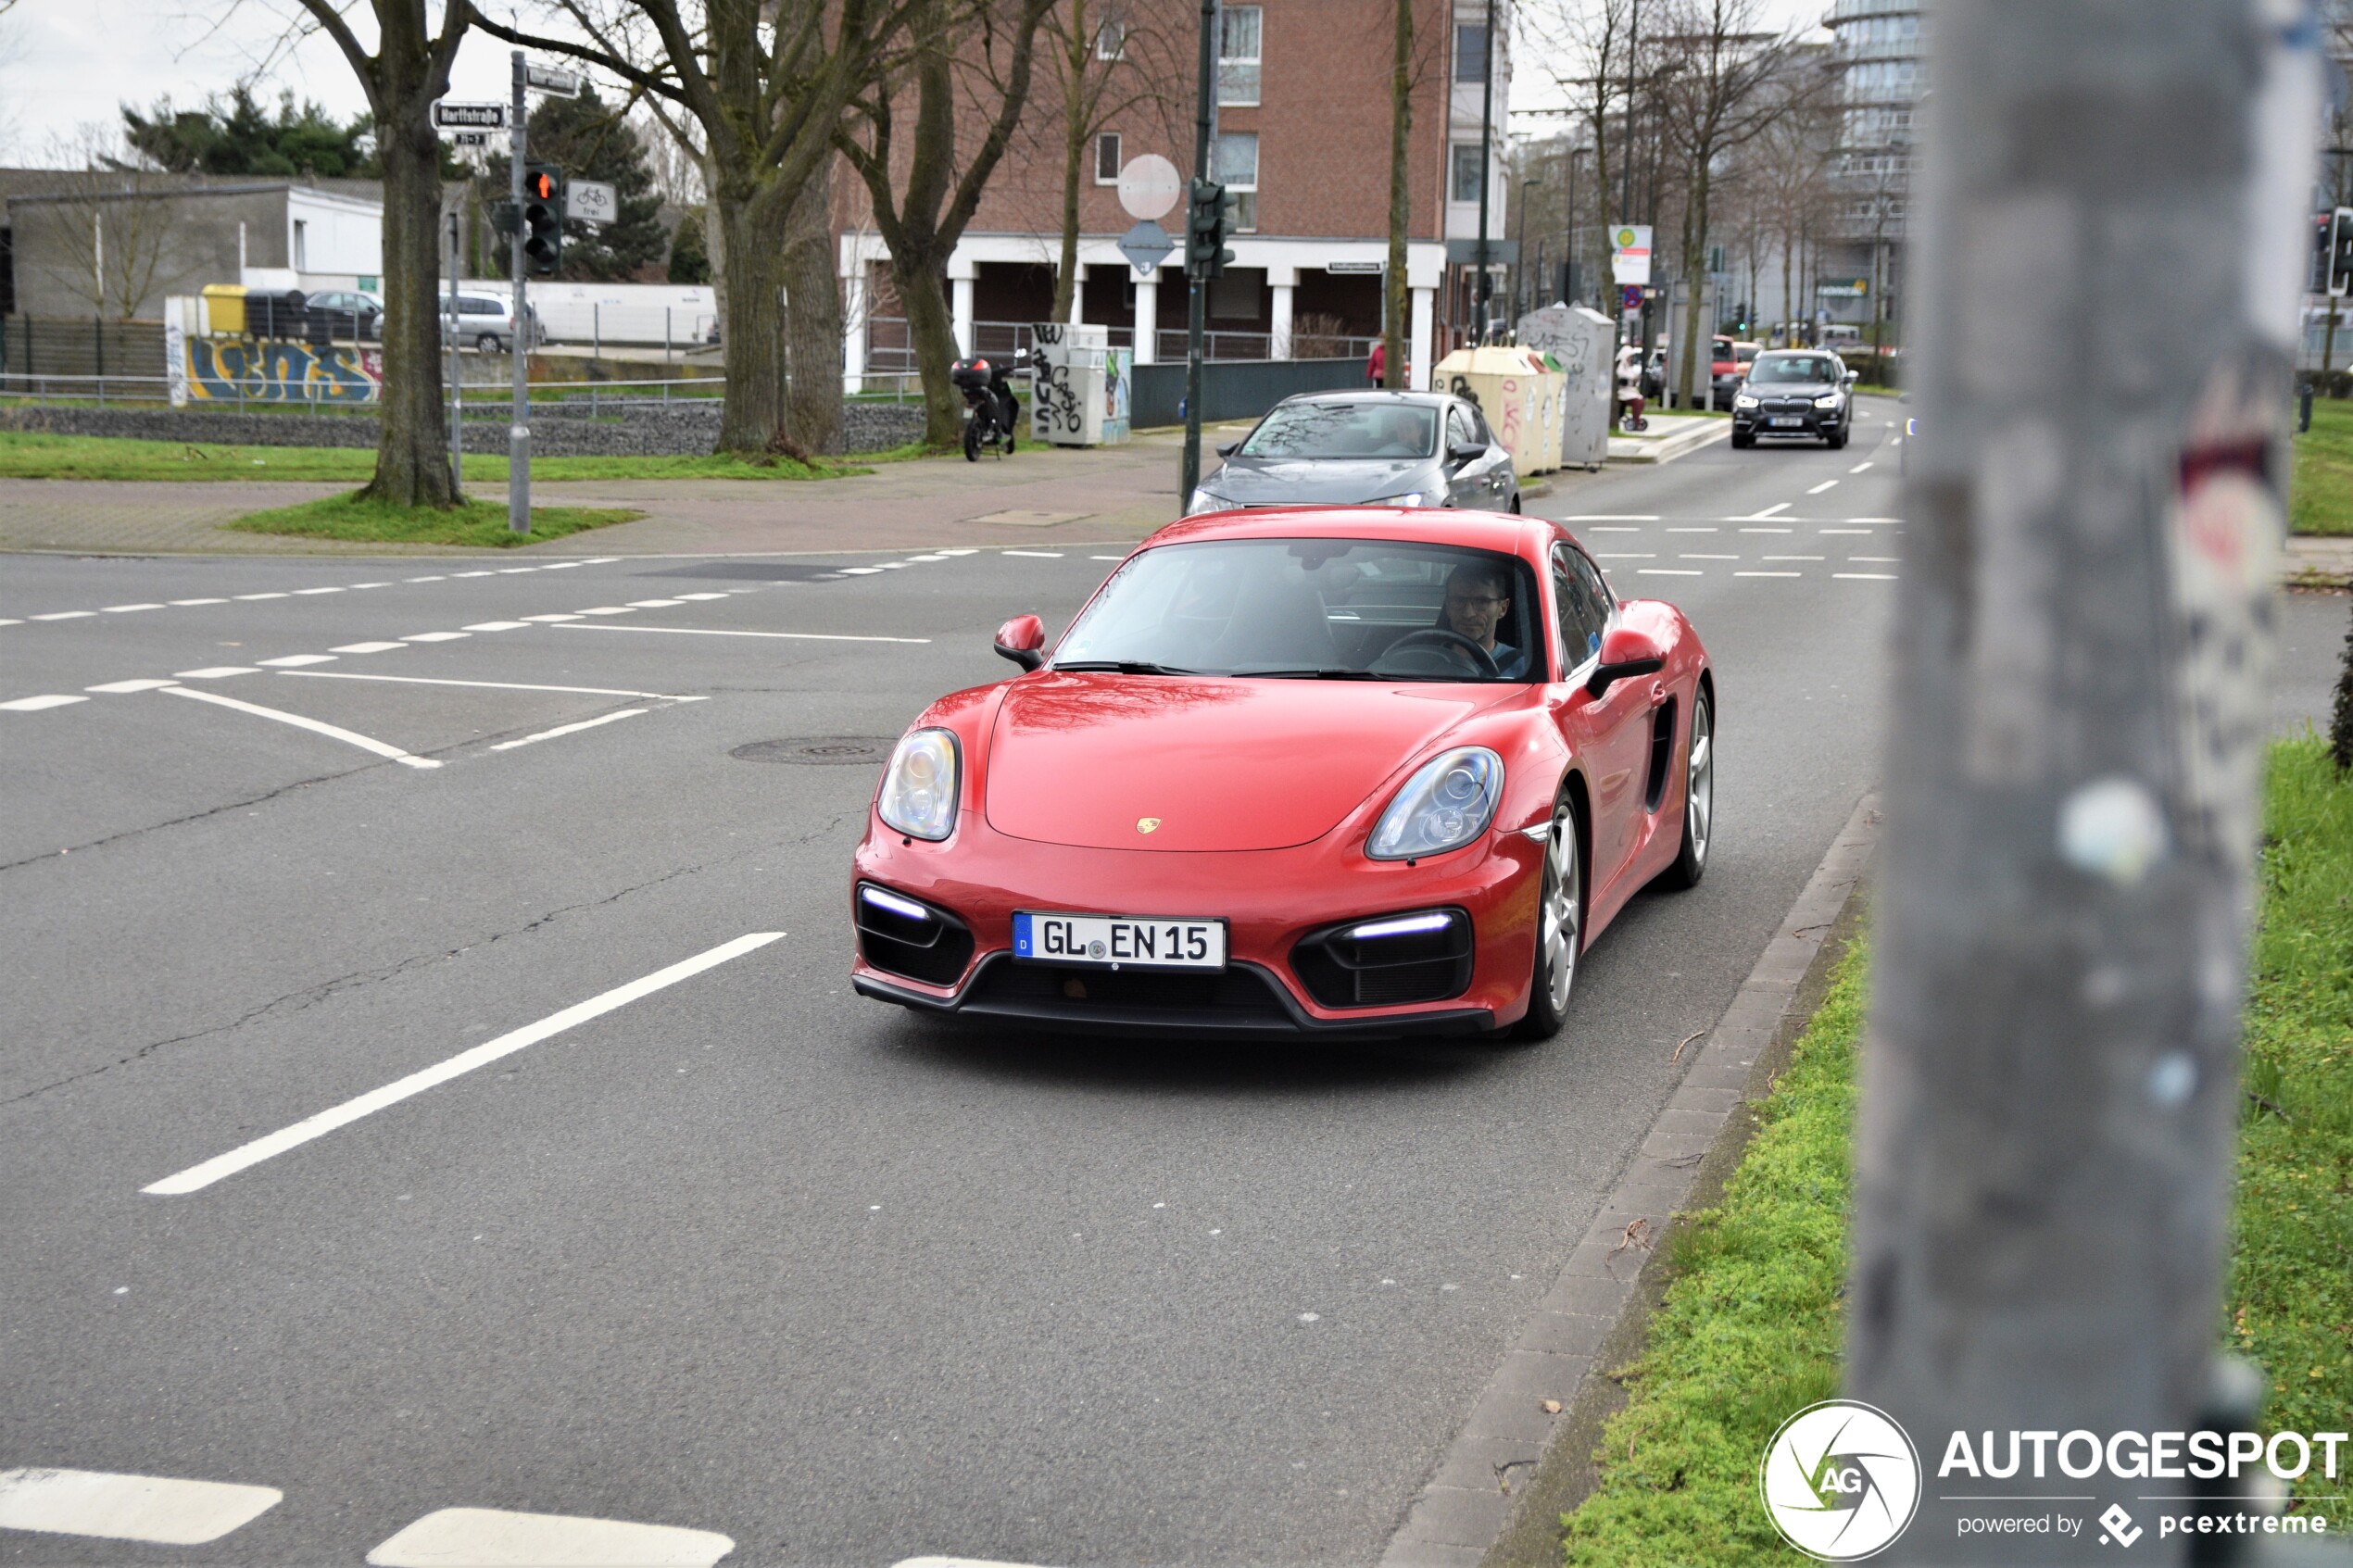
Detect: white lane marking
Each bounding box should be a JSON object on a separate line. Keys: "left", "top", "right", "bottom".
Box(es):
{"left": 551, "top": 623, "right": 931, "bottom": 646}
{"left": 257, "top": 655, "right": 338, "bottom": 668}
{"left": 1850, "top": 556, "right": 1901, "bottom": 563}
{"left": 1835, "top": 572, "right": 1897, "bottom": 581}
{"left": 87, "top": 679, "right": 178, "bottom": 693}
{"left": 0, "top": 619, "right": 17, "bottom": 626}
{"left": 1843, "top": 516, "right": 1904, "bottom": 523}
{"left": 583, "top": 558, "right": 621, "bottom": 564}
{"left": 837, "top": 567, "right": 884, "bottom": 576}
{"left": 162, "top": 686, "right": 441, "bottom": 771}
{"left": 909, "top": 554, "right": 950, "bottom": 562}
{"left": 294, "top": 586, "right": 346, "bottom": 596}
{"left": 497, "top": 567, "right": 538, "bottom": 574}
{"left": 0, "top": 1467, "right": 282, "bottom": 1546}
{"left": 1638, "top": 568, "right": 1702, "bottom": 576}
{"left": 102, "top": 603, "right": 165, "bottom": 613}
{"left": 1739, "top": 526, "right": 1793, "bottom": 533}
{"left": 938, "top": 548, "right": 979, "bottom": 556}
{"left": 2, "top": 695, "right": 89, "bottom": 711}
{"left": 1565, "top": 514, "right": 1660, "bottom": 521}
{"left": 1736, "top": 571, "right": 1802, "bottom": 578}
{"left": 366, "top": 1507, "right": 735, "bottom": 1568}
{"left": 1585, "top": 525, "right": 1642, "bottom": 533}
{"left": 330, "top": 642, "right": 408, "bottom": 654}
{"left": 349, "top": 582, "right": 390, "bottom": 589}
{"left": 1001, "top": 549, "right": 1063, "bottom": 558}
{"left": 1593, "top": 553, "right": 1655, "bottom": 558}
{"left": 169, "top": 598, "right": 228, "bottom": 607}
{"left": 462, "top": 621, "right": 534, "bottom": 632}
{"left": 627, "top": 599, "right": 686, "bottom": 608}
{"left": 576, "top": 606, "right": 637, "bottom": 615}
{"left": 405, "top": 576, "right": 446, "bottom": 583}
{"left": 1090, "top": 555, "right": 1126, "bottom": 560}
{"left": 1818, "top": 528, "right": 1873, "bottom": 535}
{"left": 172, "top": 667, "right": 260, "bottom": 679}
{"left": 31, "top": 611, "right": 96, "bottom": 621}
{"left": 1665, "top": 526, "right": 1718, "bottom": 533}
{"left": 144, "top": 933, "right": 785, "bottom": 1197}
{"left": 452, "top": 571, "right": 497, "bottom": 579}
{"left": 673, "top": 593, "right": 730, "bottom": 601}
{"left": 280, "top": 671, "right": 700, "bottom": 701}
{"left": 543, "top": 561, "right": 585, "bottom": 569}
{"left": 521, "top": 614, "right": 584, "bottom": 622}
{"left": 1849, "top": 461, "right": 1874, "bottom": 473}
{"left": 876, "top": 562, "right": 909, "bottom": 570}
{"left": 1806, "top": 480, "right": 1838, "bottom": 495}
{"left": 1764, "top": 555, "right": 1825, "bottom": 561}
{"left": 489, "top": 709, "right": 648, "bottom": 751}
{"left": 402, "top": 632, "right": 470, "bottom": 643}
{"left": 1742, "top": 501, "right": 1793, "bottom": 520}
{"left": 1681, "top": 553, "right": 1739, "bottom": 560}
{"left": 1890, "top": 437, "right": 1904, "bottom": 447}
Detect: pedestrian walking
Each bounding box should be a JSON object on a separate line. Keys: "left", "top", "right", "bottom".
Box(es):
{"left": 1366, "top": 340, "right": 1387, "bottom": 386}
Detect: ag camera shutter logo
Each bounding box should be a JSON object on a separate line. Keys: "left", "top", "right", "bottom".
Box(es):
{"left": 1759, "top": 1399, "right": 1922, "bottom": 1561}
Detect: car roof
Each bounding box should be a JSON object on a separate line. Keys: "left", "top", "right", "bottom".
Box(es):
{"left": 1273, "top": 389, "right": 1454, "bottom": 408}
{"left": 1140, "top": 506, "right": 1555, "bottom": 560}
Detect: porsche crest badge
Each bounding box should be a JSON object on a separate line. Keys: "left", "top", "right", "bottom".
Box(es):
{"left": 1136, "top": 817, "right": 1162, "bottom": 834}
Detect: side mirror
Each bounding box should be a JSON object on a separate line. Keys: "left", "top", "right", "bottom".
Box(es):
{"left": 1585, "top": 623, "right": 1667, "bottom": 698}
{"left": 1447, "top": 440, "right": 1485, "bottom": 464}
{"left": 1214, "top": 441, "right": 1239, "bottom": 458}
{"left": 994, "top": 614, "right": 1047, "bottom": 671}
{"left": 1844, "top": 370, "right": 1859, "bottom": 384}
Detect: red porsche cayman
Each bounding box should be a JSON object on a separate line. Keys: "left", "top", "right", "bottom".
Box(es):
{"left": 849, "top": 508, "right": 1714, "bottom": 1040}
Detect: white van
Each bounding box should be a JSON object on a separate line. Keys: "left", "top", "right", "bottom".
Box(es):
{"left": 1818, "top": 323, "right": 1863, "bottom": 347}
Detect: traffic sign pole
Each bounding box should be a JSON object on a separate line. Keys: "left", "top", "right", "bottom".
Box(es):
{"left": 508, "top": 51, "right": 530, "bottom": 535}
{"left": 1180, "top": 0, "right": 1214, "bottom": 506}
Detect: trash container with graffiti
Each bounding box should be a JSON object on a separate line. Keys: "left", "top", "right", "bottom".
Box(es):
{"left": 1428, "top": 344, "right": 1565, "bottom": 475}
{"left": 1028, "top": 322, "right": 1131, "bottom": 446}
{"left": 1516, "top": 305, "right": 1616, "bottom": 471}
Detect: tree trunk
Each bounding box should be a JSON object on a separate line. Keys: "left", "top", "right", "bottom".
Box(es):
{"left": 893, "top": 245, "right": 964, "bottom": 447}
{"left": 359, "top": 87, "right": 456, "bottom": 508}
{"left": 780, "top": 157, "right": 842, "bottom": 456}
{"left": 714, "top": 181, "right": 792, "bottom": 456}
{"left": 1383, "top": 0, "right": 1413, "bottom": 389}
{"left": 703, "top": 157, "right": 728, "bottom": 345}
{"left": 1055, "top": 113, "right": 1084, "bottom": 323}
{"left": 1678, "top": 158, "right": 1710, "bottom": 409}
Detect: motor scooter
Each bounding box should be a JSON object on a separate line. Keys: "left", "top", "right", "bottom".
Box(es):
{"left": 952, "top": 352, "right": 1026, "bottom": 460}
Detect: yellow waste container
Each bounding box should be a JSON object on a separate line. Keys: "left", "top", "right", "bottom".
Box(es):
{"left": 200, "top": 283, "right": 248, "bottom": 337}
{"left": 1428, "top": 345, "right": 1566, "bottom": 475}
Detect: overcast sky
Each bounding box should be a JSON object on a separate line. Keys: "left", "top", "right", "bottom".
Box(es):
{"left": 0, "top": 0, "right": 1832, "bottom": 166}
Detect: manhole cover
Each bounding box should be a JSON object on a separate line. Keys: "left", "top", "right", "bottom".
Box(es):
{"left": 730, "top": 736, "right": 895, "bottom": 766}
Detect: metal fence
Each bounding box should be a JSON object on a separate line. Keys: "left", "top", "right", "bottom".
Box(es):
{"left": 0, "top": 369, "right": 728, "bottom": 413}
{"left": 863, "top": 317, "right": 1377, "bottom": 374}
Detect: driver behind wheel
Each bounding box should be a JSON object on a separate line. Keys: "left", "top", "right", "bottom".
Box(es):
{"left": 1439, "top": 560, "right": 1529, "bottom": 678}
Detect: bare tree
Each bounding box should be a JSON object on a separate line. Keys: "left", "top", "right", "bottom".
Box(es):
{"left": 26, "top": 126, "right": 182, "bottom": 320}
{"left": 837, "top": 0, "right": 1056, "bottom": 448}
{"left": 1528, "top": 0, "right": 1632, "bottom": 324}
{"left": 476, "top": 0, "right": 916, "bottom": 457}
{"left": 295, "top": 0, "right": 474, "bottom": 508}
{"left": 1036, "top": 0, "right": 1179, "bottom": 324}
{"left": 1382, "top": 0, "right": 1420, "bottom": 387}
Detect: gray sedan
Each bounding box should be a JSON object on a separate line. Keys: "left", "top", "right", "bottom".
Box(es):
{"left": 1185, "top": 391, "right": 1521, "bottom": 515}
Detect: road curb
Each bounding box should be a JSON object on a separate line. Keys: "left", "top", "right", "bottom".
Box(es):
{"left": 1377, "top": 791, "right": 1882, "bottom": 1568}
{"left": 1604, "top": 419, "right": 1730, "bottom": 467}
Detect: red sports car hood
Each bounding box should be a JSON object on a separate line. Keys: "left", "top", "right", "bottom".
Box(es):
{"left": 983, "top": 673, "right": 1515, "bottom": 851}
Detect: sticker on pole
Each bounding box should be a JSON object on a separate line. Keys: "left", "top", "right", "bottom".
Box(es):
{"left": 1757, "top": 1399, "right": 1920, "bottom": 1561}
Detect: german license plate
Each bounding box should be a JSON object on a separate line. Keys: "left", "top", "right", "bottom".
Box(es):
{"left": 1768, "top": 416, "right": 1806, "bottom": 428}
{"left": 1013, "top": 911, "right": 1227, "bottom": 970}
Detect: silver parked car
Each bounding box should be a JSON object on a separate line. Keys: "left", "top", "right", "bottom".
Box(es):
{"left": 1185, "top": 391, "right": 1521, "bottom": 515}
{"left": 439, "top": 293, "right": 540, "bottom": 353}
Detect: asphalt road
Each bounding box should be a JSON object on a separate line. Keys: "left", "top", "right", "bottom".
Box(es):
{"left": 2, "top": 405, "right": 2341, "bottom": 1568}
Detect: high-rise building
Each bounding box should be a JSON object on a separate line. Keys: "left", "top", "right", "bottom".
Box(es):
{"left": 1822, "top": 0, "right": 1922, "bottom": 343}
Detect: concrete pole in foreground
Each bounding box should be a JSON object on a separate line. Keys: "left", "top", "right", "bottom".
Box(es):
{"left": 1847, "top": 3, "right": 2321, "bottom": 1562}
{"left": 508, "top": 50, "right": 531, "bottom": 535}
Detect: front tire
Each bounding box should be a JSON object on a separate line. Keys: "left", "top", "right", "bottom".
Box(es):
{"left": 1730, "top": 431, "right": 1754, "bottom": 449}
{"left": 1516, "top": 794, "right": 1583, "bottom": 1041}
{"left": 963, "top": 415, "right": 983, "bottom": 462}
{"left": 1658, "top": 684, "right": 1715, "bottom": 890}
{"left": 1825, "top": 425, "right": 1848, "bottom": 450}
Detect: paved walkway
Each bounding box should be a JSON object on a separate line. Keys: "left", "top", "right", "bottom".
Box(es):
{"left": 0, "top": 422, "right": 1261, "bottom": 558}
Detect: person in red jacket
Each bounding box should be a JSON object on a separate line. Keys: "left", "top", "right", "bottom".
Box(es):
{"left": 1366, "top": 339, "right": 1387, "bottom": 386}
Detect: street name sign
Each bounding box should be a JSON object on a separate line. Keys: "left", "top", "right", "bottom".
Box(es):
{"left": 1117, "top": 220, "right": 1176, "bottom": 275}
{"left": 433, "top": 102, "right": 508, "bottom": 130}
{"left": 1326, "top": 260, "right": 1383, "bottom": 274}
{"left": 567, "top": 179, "right": 618, "bottom": 227}
{"left": 526, "top": 63, "right": 584, "bottom": 95}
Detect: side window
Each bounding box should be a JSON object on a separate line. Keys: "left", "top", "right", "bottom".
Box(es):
{"left": 1467, "top": 406, "right": 1494, "bottom": 445}
{"left": 1553, "top": 545, "right": 1610, "bottom": 670}
{"left": 1446, "top": 405, "right": 1475, "bottom": 450}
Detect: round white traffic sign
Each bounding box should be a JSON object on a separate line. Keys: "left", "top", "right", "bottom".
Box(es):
{"left": 1117, "top": 155, "right": 1182, "bottom": 221}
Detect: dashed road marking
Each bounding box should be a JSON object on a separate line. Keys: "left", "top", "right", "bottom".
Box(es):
{"left": 1807, "top": 480, "right": 1838, "bottom": 494}
{"left": 521, "top": 614, "right": 584, "bottom": 622}
{"left": 461, "top": 621, "right": 534, "bottom": 632}
{"left": 576, "top": 606, "right": 637, "bottom": 615}
{"left": 1736, "top": 571, "right": 1802, "bottom": 578}
{"left": 673, "top": 593, "right": 731, "bottom": 601}
{"left": 401, "top": 632, "right": 471, "bottom": 643}
{"left": 1091, "top": 555, "right": 1126, "bottom": 560}
{"left": 490, "top": 709, "right": 648, "bottom": 751}
{"left": 627, "top": 598, "right": 686, "bottom": 608}
{"left": 1565, "top": 514, "right": 1659, "bottom": 521}
{"left": 294, "top": 586, "right": 345, "bottom": 596}
{"left": 1741, "top": 502, "right": 1793, "bottom": 520}
{"left": 1001, "top": 549, "right": 1064, "bottom": 558}
{"left": 1682, "top": 553, "right": 1738, "bottom": 560}
{"left": 86, "top": 679, "right": 177, "bottom": 694}
{"left": 1851, "top": 556, "right": 1900, "bottom": 563}
{"left": 1594, "top": 553, "right": 1654, "bottom": 559}
{"left": 837, "top": 567, "right": 884, "bottom": 575}
{"left": 1665, "top": 526, "right": 1718, "bottom": 533}
{"left": 171, "top": 667, "right": 260, "bottom": 680}
{"left": 1638, "top": 568, "right": 1702, "bottom": 577}
{"left": 144, "top": 933, "right": 785, "bottom": 1196}
{"left": 163, "top": 686, "right": 441, "bottom": 771}
{"left": 1835, "top": 571, "right": 1897, "bottom": 581}
{"left": 0, "top": 1466, "right": 282, "bottom": 1546}
{"left": 1738, "top": 526, "right": 1793, "bottom": 533}
{"left": 1850, "top": 461, "right": 1874, "bottom": 473}
{"left": 31, "top": 611, "right": 95, "bottom": 621}
{"left": 331, "top": 642, "right": 409, "bottom": 654}
{"left": 366, "top": 1507, "right": 735, "bottom": 1568}
{"left": 280, "top": 671, "right": 701, "bottom": 701}
{"left": 1818, "top": 528, "right": 1873, "bottom": 534}
{"left": 1, "top": 695, "right": 89, "bottom": 711}
{"left": 1585, "top": 526, "right": 1643, "bottom": 533}
{"left": 233, "top": 594, "right": 288, "bottom": 601}
{"left": 552, "top": 623, "right": 931, "bottom": 645}
{"left": 1764, "top": 555, "right": 1825, "bottom": 561}
{"left": 169, "top": 598, "right": 228, "bottom": 607}
{"left": 257, "top": 654, "right": 337, "bottom": 668}
{"left": 101, "top": 604, "right": 165, "bottom": 614}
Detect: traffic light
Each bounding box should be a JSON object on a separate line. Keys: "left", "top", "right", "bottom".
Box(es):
{"left": 1187, "top": 178, "right": 1235, "bottom": 281}
{"left": 522, "top": 164, "right": 564, "bottom": 276}
{"left": 2332, "top": 207, "right": 2353, "bottom": 298}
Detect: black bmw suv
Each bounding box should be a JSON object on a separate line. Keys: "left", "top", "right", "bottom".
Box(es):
{"left": 1730, "top": 350, "right": 1856, "bottom": 449}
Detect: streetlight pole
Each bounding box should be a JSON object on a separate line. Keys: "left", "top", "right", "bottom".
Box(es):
{"left": 1620, "top": 0, "right": 1640, "bottom": 348}
{"left": 1179, "top": 0, "right": 1215, "bottom": 507}
{"left": 1565, "top": 145, "right": 1587, "bottom": 306}
{"left": 1473, "top": 0, "right": 1496, "bottom": 345}
{"left": 1514, "top": 178, "right": 1537, "bottom": 322}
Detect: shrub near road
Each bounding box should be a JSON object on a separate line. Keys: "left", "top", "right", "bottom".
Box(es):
{"left": 1557, "top": 740, "right": 2353, "bottom": 1564}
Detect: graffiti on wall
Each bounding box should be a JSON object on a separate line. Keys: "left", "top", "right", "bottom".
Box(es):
{"left": 178, "top": 338, "right": 384, "bottom": 405}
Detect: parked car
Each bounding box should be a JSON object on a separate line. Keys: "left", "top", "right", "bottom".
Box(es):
{"left": 440, "top": 294, "right": 539, "bottom": 353}
{"left": 1185, "top": 391, "right": 1520, "bottom": 514}
{"left": 849, "top": 508, "right": 1716, "bottom": 1040}
{"left": 1707, "top": 335, "right": 1741, "bottom": 409}
{"left": 305, "top": 290, "right": 383, "bottom": 343}
{"left": 1730, "top": 349, "right": 1858, "bottom": 449}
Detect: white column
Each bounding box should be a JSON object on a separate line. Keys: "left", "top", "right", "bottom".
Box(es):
{"left": 1270, "top": 282, "right": 1296, "bottom": 360}
{"left": 1069, "top": 270, "right": 1086, "bottom": 327}
{"left": 951, "top": 276, "right": 975, "bottom": 358}
{"left": 1133, "top": 271, "right": 1158, "bottom": 363}
{"left": 843, "top": 263, "right": 868, "bottom": 396}
{"left": 1410, "top": 286, "right": 1435, "bottom": 390}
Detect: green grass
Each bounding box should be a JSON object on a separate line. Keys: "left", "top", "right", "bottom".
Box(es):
{"left": 2291, "top": 399, "right": 2353, "bottom": 535}
{"left": 0, "top": 431, "right": 900, "bottom": 483}
{"left": 224, "top": 492, "right": 643, "bottom": 547}
{"left": 1557, "top": 738, "right": 2353, "bottom": 1562}
{"left": 1559, "top": 950, "right": 1862, "bottom": 1568}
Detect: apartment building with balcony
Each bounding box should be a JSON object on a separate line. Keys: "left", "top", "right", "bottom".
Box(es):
{"left": 840, "top": 0, "right": 1515, "bottom": 390}
{"left": 1821, "top": 0, "right": 1921, "bottom": 339}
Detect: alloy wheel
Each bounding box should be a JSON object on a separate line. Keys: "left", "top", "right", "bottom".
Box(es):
{"left": 1687, "top": 696, "right": 1714, "bottom": 867}
{"left": 1541, "top": 809, "right": 1580, "bottom": 1014}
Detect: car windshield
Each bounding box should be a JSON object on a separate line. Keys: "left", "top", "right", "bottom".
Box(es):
{"left": 1238, "top": 402, "right": 1438, "bottom": 459}
{"left": 1751, "top": 355, "right": 1842, "bottom": 384}
{"left": 1052, "top": 538, "right": 1543, "bottom": 683}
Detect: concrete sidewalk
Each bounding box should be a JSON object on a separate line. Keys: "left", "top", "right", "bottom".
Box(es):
{"left": 0, "top": 431, "right": 1231, "bottom": 557}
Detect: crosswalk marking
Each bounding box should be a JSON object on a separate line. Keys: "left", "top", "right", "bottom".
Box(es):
{"left": 0, "top": 1467, "right": 281, "bottom": 1546}
{"left": 366, "top": 1507, "right": 734, "bottom": 1568}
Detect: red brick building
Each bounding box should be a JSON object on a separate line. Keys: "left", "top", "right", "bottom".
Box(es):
{"left": 839, "top": 0, "right": 1516, "bottom": 389}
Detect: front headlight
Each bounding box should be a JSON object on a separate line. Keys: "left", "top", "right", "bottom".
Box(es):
{"left": 1185, "top": 488, "right": 1224, "bottom": 516}
{"left": 877, "top": 728, "right": 959, "bottom": 841}
{"left": 1370, "top": 491, "right": 1426, "bottom": 508}
{"left": 1367, "top": 747, "right": 1504, "bottom": 860}
{"left": 1814, "top": 394, "right": 1843, "bottom": 409}
{"left": 1732, "top": 394, "right": 1759, "bottom": 409}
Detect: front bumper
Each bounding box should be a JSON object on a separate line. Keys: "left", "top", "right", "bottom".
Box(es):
{"left": 849, "top": 815, "right": 1544, "bottom": 1038}
{"left": 1732, "top": 404, "right": 1844, "bottom": 439}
